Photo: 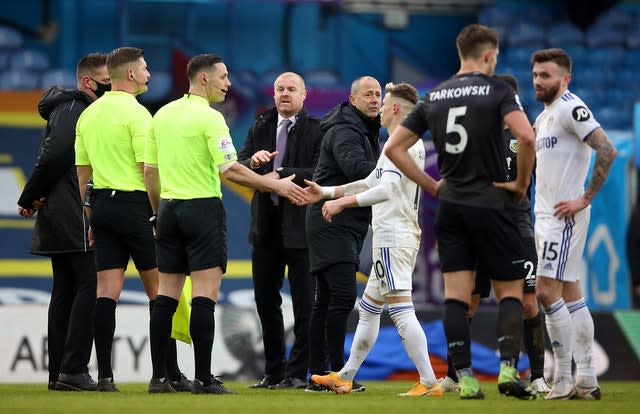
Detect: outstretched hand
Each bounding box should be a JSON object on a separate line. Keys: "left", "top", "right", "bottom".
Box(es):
{"left": 251, "top": 150, "right": 277, "bottom": 168}
{"left": 275, "top": 174, "right": 305, "bottom": 204}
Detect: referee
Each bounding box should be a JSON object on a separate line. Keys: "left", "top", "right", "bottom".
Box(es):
{"left": 144, "top": 53, "right": 305, "bottom": 394}
{"left": 75, "top": 47, "right": 186, "bottom": 392}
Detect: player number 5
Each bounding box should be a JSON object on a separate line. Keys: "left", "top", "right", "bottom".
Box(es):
{"left": 445, "top": 106, "right": 468, "bottom": 154}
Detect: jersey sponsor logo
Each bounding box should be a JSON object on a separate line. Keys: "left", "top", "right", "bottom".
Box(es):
{"left": 223, "top": 153, "right": 236, "bottom": 161}
{"left": 428, "top": 85, "right": 491, "bottom": 102}
{"left": 572, "top": 106, "right": 591, "bottom": 122}
{"left": 536, "top": 136, "right": 558, "bottom": 151}
{"left": 509, "top": 139, "right": 518, "bottom": 153}
{"left": 218, "top": 136, "right": 233, "bottom": 149}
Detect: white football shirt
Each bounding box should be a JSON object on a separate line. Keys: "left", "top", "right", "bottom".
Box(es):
{"left": 533, "top": 90, "right": 600, "bottom": 217}
{"left": 352, "top": 140, "right": 426, "bottom": 249}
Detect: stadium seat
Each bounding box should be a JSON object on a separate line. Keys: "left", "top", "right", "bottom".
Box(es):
{"left": 589, "top": 47, "right": 626, "bottom": 66}
{"left": 571, "top": 67, "right": 613, "bottom": 85}
{"left": 626, "top": 26, "right": 640, "bottom": 49}
{"left": 303, "top": 68, "right": 341, "bottom": 87}
{"left": 562, "top": 46, "right": 588, "bottom": 66}
{"left": 595, "top": 105, "right": 631, "bottom": 130}
{"left": 624, "top": 49, "right": 640, "bottom": 67}
{"left": 585, "top": 24, "right": 625, "bottom": 48}
{"left": 506, "top": 23, "right": 546, "bottom": 47}
{"left": 0, "top": 25, "right": 23, "bottom": 50}
{"left": 40, "top": 68, "right": 77, "bottom": 89}
{"left": 0, "top": 69, "right": 39, "bottom": 90}
{"left": 594, "top": 7, "right": 635, "bottom": 29}
{"left": 138, "top": 70, "right": 172, "bottom": 103}
{"left": 0, "top": 51, "right": 10, "bottom": 70}
{"left": 9, "top": 49, "right": 49, "bottom": 72}
{"left": 477, "top": 6, "right": 515, "bottom": 27}
{"left": 503, "top": 46, "right": 539, "bottom": 66}
{"left": 545, "top": 22, "right": 584, "bottom": 47}
{"left": 259, "top": 68, "right": 289, "bottom": 87}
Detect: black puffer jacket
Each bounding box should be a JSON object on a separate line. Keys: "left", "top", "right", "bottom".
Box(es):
{"left": 305, "top": 102, "right": 381, "bottom": 272}
{"left": 17, "top": 87, "right": 93, "bottom": 255}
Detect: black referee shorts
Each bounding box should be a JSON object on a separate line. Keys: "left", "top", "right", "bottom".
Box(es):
{"left": 91, "top": 190, "right": 156, "bottom": 272}
{"left": 435, "top": 200, "right": 528, "bottom": 282}
{"left": 156, "top": 197, "right": 227, "bottom": 274}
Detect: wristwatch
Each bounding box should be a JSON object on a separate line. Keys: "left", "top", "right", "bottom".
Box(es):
{"left": 276, "top": 167, "right": 285, "bottom": 177}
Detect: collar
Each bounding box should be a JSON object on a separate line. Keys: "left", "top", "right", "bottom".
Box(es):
{"left": 277, "top": 113, "right": 297, "bottom": 129}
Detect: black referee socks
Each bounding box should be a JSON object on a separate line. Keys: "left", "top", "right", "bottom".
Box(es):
{"left": 191, "top": 296, "right": 216, "bottom": 385}
{"left": 149, "top": 295, "right": 179, "bottom": 379}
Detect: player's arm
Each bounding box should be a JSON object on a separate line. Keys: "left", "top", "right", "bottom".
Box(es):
{"left": 143, "top": 164, "right": 161, "bottom": 215}
{"left": 583, "top": 127, "right": 617, "bottom": 203}
{"left": 385, "top": 125, "right": 438, "bottom": 196}
{"left": 220, "top": 161, "right": 304, "bottom": 202}
{"left": 322, "top": 170, "right": 400, "bottom": 222}
{"left": 495, "top": 110, "right": 536, "bottom": 203}
{"left": 554, "top": 127, "right": 617, "bottom": 218}
{"left": 300, "top": 170, "right": 373, "bottom": 205}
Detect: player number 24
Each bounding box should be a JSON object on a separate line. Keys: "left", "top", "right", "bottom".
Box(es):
{"left": 445, "top": 106, "right": 468, "bottom": 154}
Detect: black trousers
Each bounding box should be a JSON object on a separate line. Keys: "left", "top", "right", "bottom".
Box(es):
{"left": 308, "top": 262, "right": 357, "bottom": 375}
{"left": 48, "top": 252, "right": 96, "bottom": 381}
{"left": 252, "top": 244, "right": 312, "bottom": 380}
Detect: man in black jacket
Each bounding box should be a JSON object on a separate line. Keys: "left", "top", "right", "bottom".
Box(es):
{"left": 304, "top": 76, "right": 382, "bottom": 391}
{"left": 238, "top": 72, "right": 323, "bottom": 389}
{"left": 17, "top": 53, "right": 110, "bottom": 391}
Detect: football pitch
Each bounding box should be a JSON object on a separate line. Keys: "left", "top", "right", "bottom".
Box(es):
{"left": 0, "top": 381, "right": 638, "bottom": 414}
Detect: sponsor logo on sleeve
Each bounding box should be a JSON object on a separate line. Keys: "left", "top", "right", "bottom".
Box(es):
{"left": 572, "top": 106, "right": 591, "bottom": 122}
{"left": 218, "top": 137, "right": 233, "bottom": 149}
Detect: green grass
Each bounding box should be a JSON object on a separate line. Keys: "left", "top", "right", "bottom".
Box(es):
{"left": 0, "top": 381, "right": 638, "bottom": 414}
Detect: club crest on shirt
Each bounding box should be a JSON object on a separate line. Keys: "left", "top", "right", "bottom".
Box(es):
{"left": 509, "top": 139, "right": 518, "bottom": 153}
{"left": 546, "top": 115, "right": 554, "bottom": 130}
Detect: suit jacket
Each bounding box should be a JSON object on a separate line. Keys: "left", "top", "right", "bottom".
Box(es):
{"left": 238, "top": 107, "right": 322, "bottom": 248}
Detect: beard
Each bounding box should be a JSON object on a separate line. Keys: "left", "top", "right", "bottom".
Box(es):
{"left": 534, "top": 81, "right": 561, "bottom": 104}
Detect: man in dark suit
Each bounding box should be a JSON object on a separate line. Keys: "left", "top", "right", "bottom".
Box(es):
{"left": 238, "top": 72, "right": 323, "bottom": 389}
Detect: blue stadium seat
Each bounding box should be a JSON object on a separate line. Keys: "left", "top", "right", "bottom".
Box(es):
{"left": 9, "top": 49, "right": 49, "bottom": 71}
{"left": 624, "top": 49, "right": 640, "bottom": 67}
{"left": 303, "top": 68, "right": 341, "bottom": 87}
{"left": 478, "top": 6, "right": 515, "bottom": 27}
{"left": 138, "top": 71, "right": 172, "bottom": 103}
{"left": 595, "top": 105, "right": 631, "bottom": 130}
{"left": 589, "top": 47, "right": 625, "bottom": 66}
{"left": 507, "top": 23, "right": 546, "bottom": 47}
{"left": 0, "top": 51, "right": 10, "bottom": 70}
{"left": 0, "top": 69, "right": 39, "bottom": 90}
{"left": 594, "top": 7, "right": 635, "bottom": 29}
{"left": 0, "top": 25, "right": 23, "bottom": 50}
{"left": 562, "top": 46, "right": 588, "bottom": 66}
{"left": 570, "top": 87, "right": 606, "bottom": 108}
{"left": 626, "top": 26, "right": 640, "bottom": 49}
{"left": 40, "top": 68, "right": 77, "bottom": 89}
{"left": 585, "top": 24, "right": 625, "bottom": 48}
{"left": 545, "top": 22, "right": 584, "bottom": 47}
{"left": 503, "top": 46, "right": 539, "bottom": 66}
{"left": 571, "top": 67, "right": 613, "bottom": 85}
{"left": 259, "top": 68, "right": 289, "bottom": 87}
{"left": 616, "top": 68, "right": 640, "bottom": 85}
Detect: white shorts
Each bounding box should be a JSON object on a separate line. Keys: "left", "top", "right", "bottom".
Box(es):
{"left": 367, "top": 247, "right": 418, "bottom": 296}
{"left": 534, "top": 208, "right": 589, "bottom": 282}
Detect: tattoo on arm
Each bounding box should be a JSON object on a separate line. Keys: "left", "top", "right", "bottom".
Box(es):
{"left": 583, "top": 127, "right": 617, "bottom": 202}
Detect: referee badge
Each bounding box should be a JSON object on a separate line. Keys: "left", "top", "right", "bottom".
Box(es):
{"left": 509, "top": 139, "right": 518, "bottom": 153}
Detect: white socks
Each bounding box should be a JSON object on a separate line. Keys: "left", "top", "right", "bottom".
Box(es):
{"left": 389, "top": 302, "right": 436, "bottom": 386}
{"left": 339, "top": 296, "right": 383, "bottom": 381}
{"left": 567, "top": 298, "right": 598, "bottom": 386}
{"left": 544, "top": 298, "right": 573, "bottom": 381}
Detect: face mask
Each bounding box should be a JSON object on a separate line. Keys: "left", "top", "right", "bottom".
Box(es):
{"left": 90, "top": 78, "right": 111, "bottom": 98}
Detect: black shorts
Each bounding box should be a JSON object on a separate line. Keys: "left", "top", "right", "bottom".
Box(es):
{"left": 91, "top": 190, "right": 156, "bottom": 272}
{"left": 435, "top": 200, "right": 528, "bottom": 282}
{"left": 156, "top": 197, "right": 227, "bottom": 274}
{"left": 474, "top": 238, "right": 538, "bottom": 297}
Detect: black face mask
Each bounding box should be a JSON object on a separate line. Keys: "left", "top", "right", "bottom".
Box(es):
{"left": 90, "top": 78, "right": 111, "bottom": 98}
